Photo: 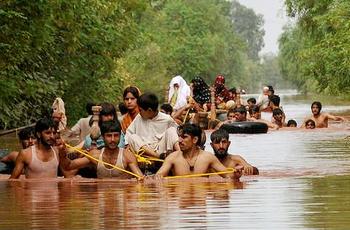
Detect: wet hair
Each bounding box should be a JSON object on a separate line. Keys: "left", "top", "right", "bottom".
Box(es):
{"left": 247, "top": 98, "right": 256, "bottom": 104}
{"left": 311, "top": 101, "right": 322, "bottom": 111}
{"left": 35, "top": 117, "right": 56, "bottom": 138}
{"left": 100, "top": 102, "right": 117, "bottom": 117}
{"left": 118, "top": 102, "right": 128, "bottom": 115}
{"left": 160, "top": 103, "right": 173, "bottom": 114}
{"left": 123, "top": 86, "right": 140, "bottom": 100}
{"left": 137, "top": 93, "right": 159, "bottom": 111}
{"left": 269, "top": 95, "right": 280, "bottom": 107}
{"left": 268, "top": 85, "right": 274, "bottom": 94}
{"left": 210, "top": 129, "right": 229, "bottom": 143}
{"left": 100, "top": 120, "right": 121, "bottom": 136}
{"left": 272, "top": 108, "right": 283, "bottom": 116}
{"left": 234, "top": 106, "right": 247, "bottom": 115}
{"left": 86, "top": 102, "right": 95, "bottom": 115}
{"left": 249, "top": 105, "right": 260, "bottom": 115}
{"left": 287, "top": 119, "right": 297, "bottom": 127}
{"left": 177, "top": 123, "right": 202, "bottom": 146}
{"left": 99, "top": 102, "right": 117, "bottom": 126}
{"left": 227, "top": 108, "right": 235, "bottom": 117}
{"left": 18, "top": 127, "right": 35, "bottom": 141}
{"left": 305, "top": 119, "right": 315, "bottom": 126}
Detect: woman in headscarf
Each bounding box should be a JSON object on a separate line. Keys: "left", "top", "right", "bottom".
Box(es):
{"left": 190, "top": 76, "right": 211, "bottom": 110}
{"left": 213, "top": 75, "right": 233, "bottom": 106}
{"left": 121, "top": 86, "right": 141, "bottom": 133}
{"left": 168, "top": 75, "right": 191, "bottom": 111}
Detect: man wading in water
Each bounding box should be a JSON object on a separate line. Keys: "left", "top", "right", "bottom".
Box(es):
{"left": 58, "top": 120, "right": 144, "bottom": 179}
{"left": 10, "top": 118, "right": 59, "bottom": 179}
{"left": 302, "top": 101, "right": 346, "bottom": 128}
{"left": 155, "top": 123, "right": 242, "bottom": 180}
{"left": 210, "top": 129, "right": 258, "bottom": 175}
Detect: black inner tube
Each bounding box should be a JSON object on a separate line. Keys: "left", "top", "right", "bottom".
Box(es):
{"left": 220, "top": 122, "right": 268, "bottom": 134}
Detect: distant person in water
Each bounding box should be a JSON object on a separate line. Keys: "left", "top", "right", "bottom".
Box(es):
{"left": 155, "top": 123, "right": 242, "bottom": 180}
{"left": 302, "top": 101, "right": 346, "bottom": 128}
{"left": 287, "top": 119, "right": 297, "bottom": 127}
{"left": 1, "top": 127, "right": 36, "bottom": 165}
{"left": 304, "top": 119, "right": 316, "bottom": 129}
{"left": 210, "top": 129, "right": 258, "bottom": 175}
{"left": 10, "top": 118, "right": 59, "bottom": 179}
{"left": 272, "top": 108, "right": 286, "bottom": 128}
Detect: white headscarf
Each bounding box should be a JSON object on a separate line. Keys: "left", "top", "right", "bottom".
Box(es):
{"left": 52, "top": 97, "right": 67, "bottom": 131}
{"left": 168, "top": 75, "right": 191, "bottom": 110}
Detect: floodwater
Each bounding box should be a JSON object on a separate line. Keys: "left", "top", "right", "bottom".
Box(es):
{"left": 1, "top": 92, "right": 350, "bottom": 229}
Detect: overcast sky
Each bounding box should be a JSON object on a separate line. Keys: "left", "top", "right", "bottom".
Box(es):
{"left": 237, "top": 0, "right": 290, "bottom": 55}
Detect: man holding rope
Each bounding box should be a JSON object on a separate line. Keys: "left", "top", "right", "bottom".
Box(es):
{"left": 58, "top": 120, "right": 143, "bottom": 179}
{"left": 155, "top": 123, "right": 242, "bottom": 180}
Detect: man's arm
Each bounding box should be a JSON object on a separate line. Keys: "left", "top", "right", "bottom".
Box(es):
{"left": 9, "top": 151, "right": 26, "bottom": 179}
{"left": 210, "top": 154, "right": 242, "bottom": 180}
{"left": 230, "top": 155, "right": 255, "bottom": 175}
{"left": 124, "top": 149, "right": 144, "bottom": 178}
{"left": 327, "top": 113, "right": 346, "bottom": 122}
{"left": 59, "top": 146, "right": 92, "bottom": 171}
{"left": 156, "top": 153, "right": 175, "bottom": 177}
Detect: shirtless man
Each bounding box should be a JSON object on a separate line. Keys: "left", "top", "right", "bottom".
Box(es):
{"left": 156, "top": 123, "right": 242, "bottom": 180}
{"left": 10, "top": 117, "right": 59, "bottom": 179}
{"left": 302, "top": 101, "right": 346, "bottom": 128}
{"left": 210, "top": 129, "right": 258, "bottom": 175}
{"left": 59, "top": 120, "right": 143, "bottom": 179}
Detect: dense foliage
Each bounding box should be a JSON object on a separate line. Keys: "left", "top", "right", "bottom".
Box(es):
{"left": 0, "top": 0, "right": 266, "bottom": 129}
{"left": 279, "top": 0, "right": 350, "bottom": 95}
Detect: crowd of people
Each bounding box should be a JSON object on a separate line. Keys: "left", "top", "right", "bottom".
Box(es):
{"left": 1, "top": 74, "right": 347, "bottom": 181}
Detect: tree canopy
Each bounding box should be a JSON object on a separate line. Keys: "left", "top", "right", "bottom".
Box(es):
{"left": 0, "top": 0, "right": 265, "bottom": 129}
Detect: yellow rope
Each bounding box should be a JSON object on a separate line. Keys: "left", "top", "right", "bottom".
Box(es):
{"left": 164, "top": 168, "right": 236, "bottom": 179}
{"left": 64, "top": 143, "right": 142, "bottom": 179}
{"left": 132, "top": 147, "right": 165, "bottom": 164}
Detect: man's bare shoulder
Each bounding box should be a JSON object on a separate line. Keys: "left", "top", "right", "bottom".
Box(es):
{"left": 89, "top": 149, "right": 101, "bottom": 158}
{"left": 166, "top": 150, "right": 182, "bottom": 160}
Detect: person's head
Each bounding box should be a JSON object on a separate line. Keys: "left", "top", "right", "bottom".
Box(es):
{"left": 311, "top": 101, "right": 322, "bottom": 115}
{"left": 262, "top": 86, "right": 269, "bottom": 95}
{"left": 272, "top": 108, "right": 284, "bottom": 122}
{"left": 118, "top": 102, "right": 128, "bottom": 116}
{"left": 234, "top": 106, "right": 247, "bottom": 122}
{"left": 86, "top": 102, "right": 95, "bottom": 115}
{"left": 210, "top": 129, "right": 230, "bottom": 159}
{"left": 247, "top": 98, "right": 256, "bottom": 106}
{"left": 160, "top": 103, "right": 173, "bottom": 115}
{"left": 227, "top": 108, "right": 236, "bottom": 121}
{"left": 100, "top": 120, "right": 121, "bottom": 149}
{"left": 177, "top": 123, "right": 202, "bottom": 152}
{"left": 305, "top": 119, "right": 316, "bottom": 129}
{"left": 268, "top": 85, "right": 274, "bottom": 96}
{"left": 269, "top": 95, "right": 280, "bottom": 107}
{"left": 51, "top": 111, "right": 62, "bottom": 123}
{"left": 287, "top": 119, "right": 297, "bottom": 127}
{"left": 228, "top": 87, "right": 237, "bottom": 98}
{"left": 214, "top": 75, "right": 225, "bottom": 89}
{"left": 99, "top": 102, "right": 117, "bottom": 126}
{"left": 249, "top": 105, "right": 261, "bottom": 119}
{"left": 18, "top": 127, "right": 36, "bottom": 149}
{"left": 35, "top": 117, "right": 56, "bottom": 147}
{"left": 123, "top": 86, "right": 140, "bottom": 111}
{"left": 137, "top": 93, "right": 159, "bottom": 119}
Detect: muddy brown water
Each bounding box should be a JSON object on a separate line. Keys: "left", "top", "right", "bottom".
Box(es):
{"left": 1, "top": 92, "right": 350, "bottom": 229}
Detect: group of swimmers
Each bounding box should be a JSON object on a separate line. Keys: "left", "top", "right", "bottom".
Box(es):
{"left": 0, "top": 75, "right": 346, "bottom": 181}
